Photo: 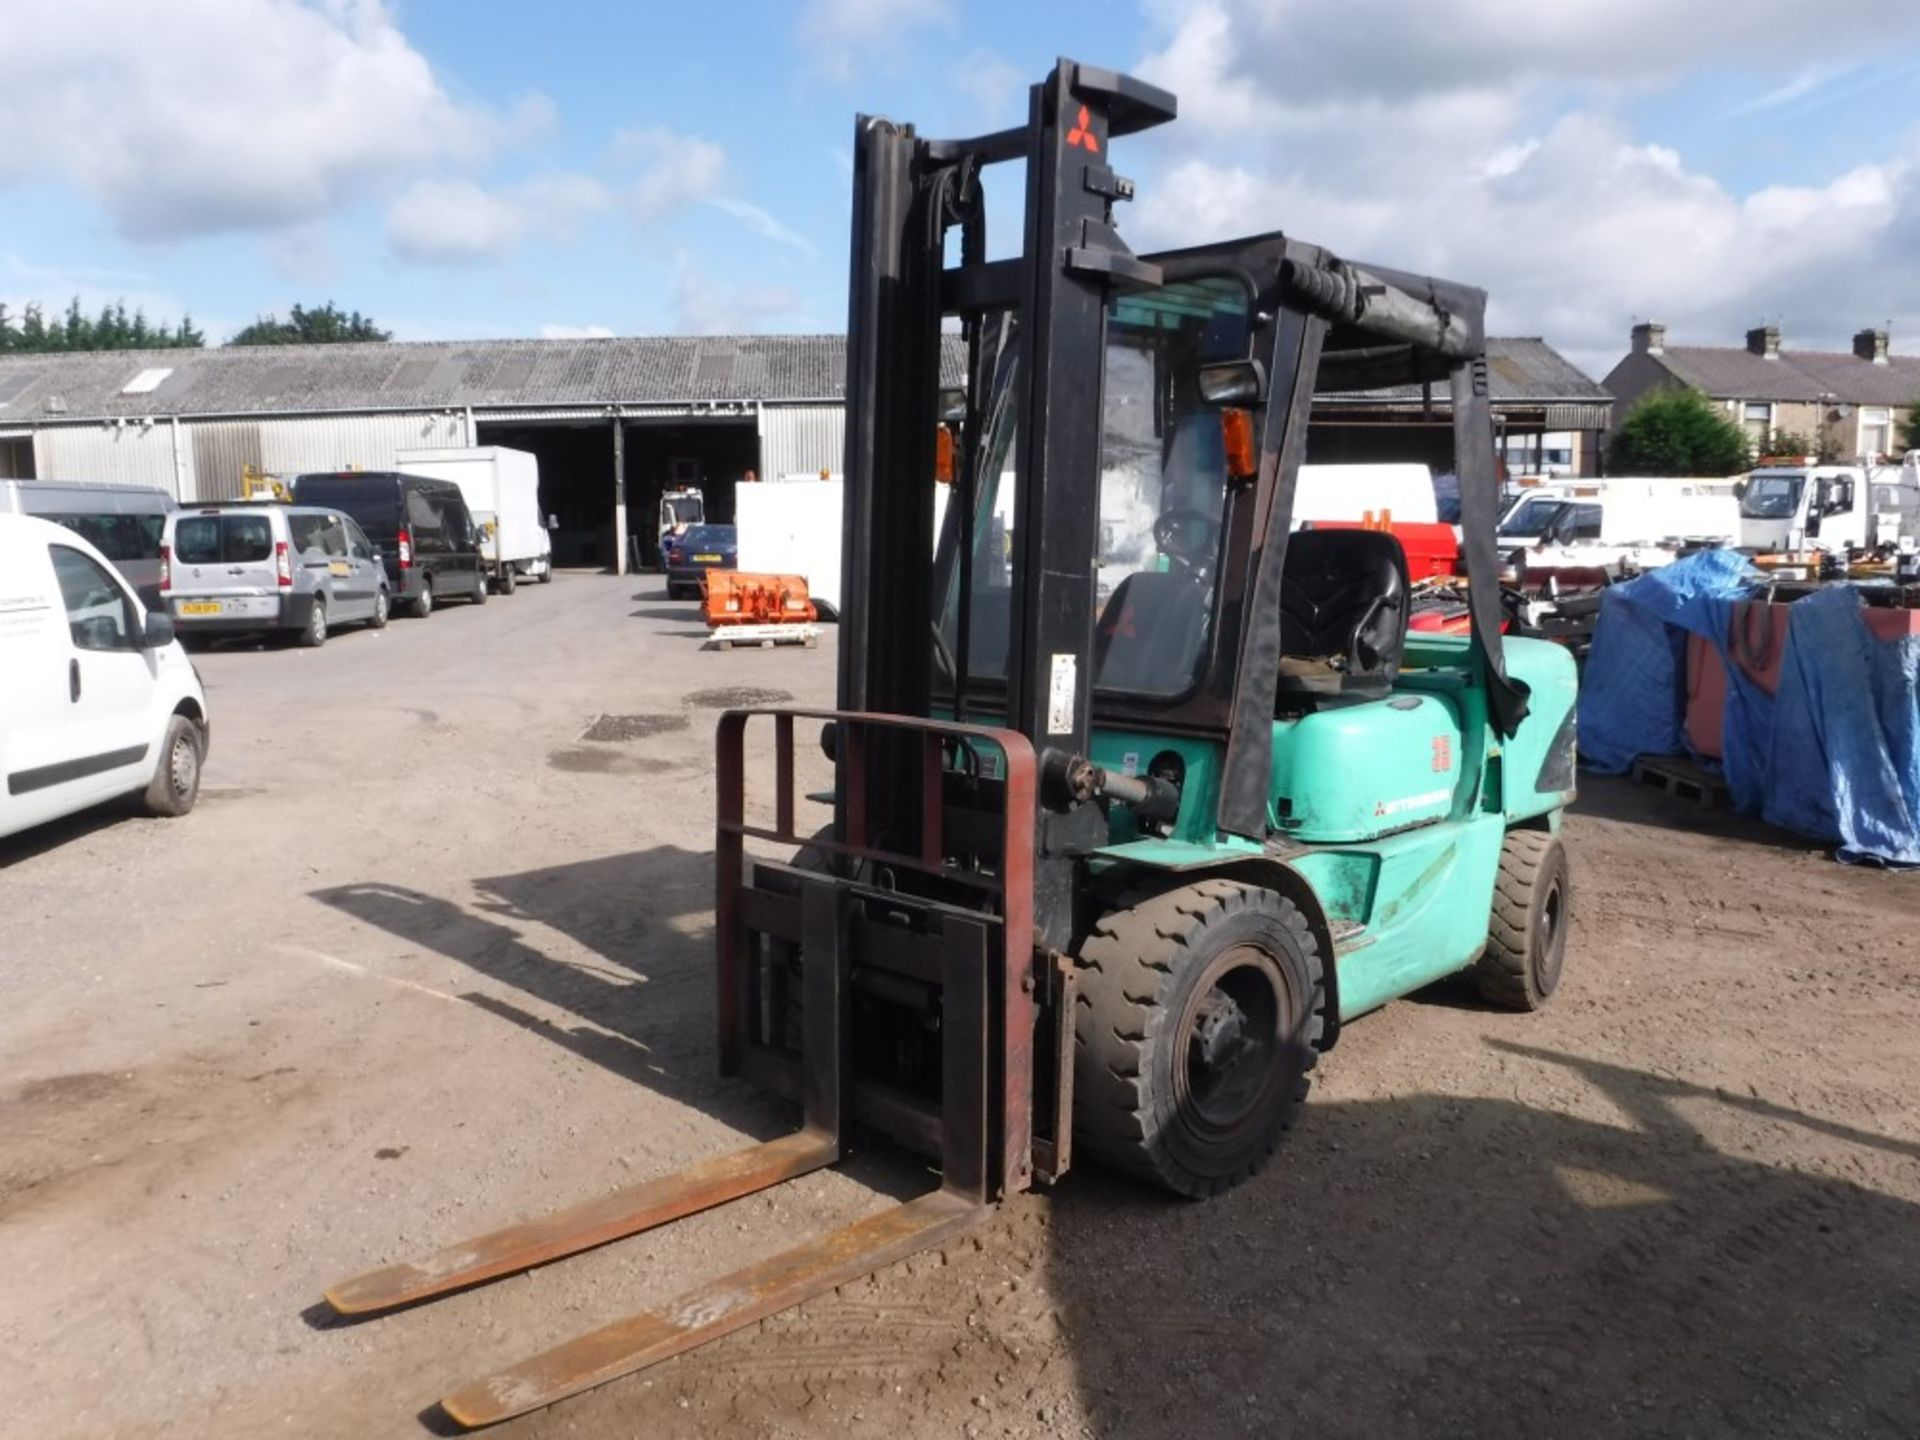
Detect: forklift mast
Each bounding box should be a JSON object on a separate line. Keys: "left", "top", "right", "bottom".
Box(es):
{"left": 840, "top": 60, "right": 1178, "bottom": 950}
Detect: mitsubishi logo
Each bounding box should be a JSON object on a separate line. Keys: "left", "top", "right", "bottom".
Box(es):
{"left": 1066, "top": 105, "right": 1100, "bottom": 153}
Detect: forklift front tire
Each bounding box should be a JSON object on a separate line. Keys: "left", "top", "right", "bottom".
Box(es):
{"left": 1475, "top": 830, "right": 1570, "bottom": 1012}
{"left": 1074, "top": 879, "right": 1327, "bottom": 1199}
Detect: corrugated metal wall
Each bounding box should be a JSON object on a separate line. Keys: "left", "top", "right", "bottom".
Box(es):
{"left": 759, "top": 404, "right": 844, "bottom": 480}
{"left": 36, "top": 423, "right": 184, "bottom": 494}
{"left": 255, "top": 412, "right": 466, "bottom": 481}
{"left": 189, "top": 420, "right": 262, "bottom": 501}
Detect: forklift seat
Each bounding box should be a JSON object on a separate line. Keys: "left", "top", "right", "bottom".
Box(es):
{"left": 1277, "top": 528, "right": 1410, "bottom": 703}
{"left": 1095, "top": 571, "right": 1210, "bottom": 694}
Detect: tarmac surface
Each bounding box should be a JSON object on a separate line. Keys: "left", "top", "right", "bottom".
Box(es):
{"left": 3, "top": 572, "right": 1917, "bottom": 1439}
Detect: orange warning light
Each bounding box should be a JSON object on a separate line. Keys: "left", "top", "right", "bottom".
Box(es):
{"left": 934, "top": 424, "right": 955, "bottom": 483}
{"left": 1220, "top": 407, "right": 1255, "bottom": 480}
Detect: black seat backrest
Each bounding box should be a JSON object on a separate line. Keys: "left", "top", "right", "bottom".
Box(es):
{"left": 1094, "top": 571, "right": 1209, "bottom": 695}
{"left": 964, "top": 585, "right": 1012, "bottom": 678}
{"left": 1278, "top": 528, "right": 1410, "bottom": 701}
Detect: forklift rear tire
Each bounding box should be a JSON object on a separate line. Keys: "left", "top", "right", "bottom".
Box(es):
{"left": 1074, "top": 879, "right": 1327, "bottom": 1199}
{"left": 1475, "top": 830, "right": 1570, "bottom": 1012}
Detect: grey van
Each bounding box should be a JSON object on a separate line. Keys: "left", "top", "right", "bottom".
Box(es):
{"left": 289, "top": 472, "right": 487, "bottom": 618}
{"left": 162, "top": 504, "right": 391, "bottom": 646}
{"left": 0, "top": 479, "right": 176, "bottom": 608}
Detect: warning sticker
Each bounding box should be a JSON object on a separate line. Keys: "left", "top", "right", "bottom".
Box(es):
{"left": 1047, "top": 653, "right": 1077, "bottom": 734}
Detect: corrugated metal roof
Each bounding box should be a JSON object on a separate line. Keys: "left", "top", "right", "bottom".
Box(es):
{"left": 0, "top": 334, "right": 867, "bottom": 422}
{"left": 1642, "top": 344, "right": 1920, "bottom": 406}
{"left": 1321, "top": 337, "right": 1610, "bottom": 411}
{"left": 0, "top": 332, "right": 1602, "bottom": 425}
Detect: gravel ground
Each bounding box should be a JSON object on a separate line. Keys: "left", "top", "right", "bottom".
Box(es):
{"left": 2, "top": 572, "right": 1916, "bottom": 1440}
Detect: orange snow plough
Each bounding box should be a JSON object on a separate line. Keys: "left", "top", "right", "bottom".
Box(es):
{"left": 703, "top": 571, "right": 818, "bottom": 627}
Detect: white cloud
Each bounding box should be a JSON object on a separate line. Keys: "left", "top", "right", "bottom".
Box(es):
{"left": 614, "top": 127, "right": 729, "bottom": 221}
{"left": 952, "top": 49, "right": 1026, "bottom": 119}
{"left": 1138, "top": 0, "right": 1920, "bottom": 112}
{"left": 609, "top": 130, "right": 814, "bottom": 256}
{"left": 708, "top": 198, "right": 816, "bottom": 255}
{"left": 386, "top": 173, "right": 609, "bottom": 264}
{"left": 540, "top": 323, "right": 615, "bottom": 340}
{"left": 798, "top": 0, "right": 953, "bottom": 81}
{"left": 0, "top": 0, "right": 550, "bottom": 240}
{"left": 1124, "top": 0, "right": 1920, "bottom": 374}
{"left": 672, "top": 260, "right": 804, "bottom": 335}
{"left": 1728, "top": 63, "right": 1853, "bottom": 117}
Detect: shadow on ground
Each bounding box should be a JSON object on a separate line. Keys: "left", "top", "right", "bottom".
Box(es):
{"left": 313, "top": 848, "right": 783, "bottom": 1141}
{"left": 310, "top": 850, "right": 1920, "bottom": 1439}
{"left": 1042, "top": 1041, "right": 1920, "bottom": 1438}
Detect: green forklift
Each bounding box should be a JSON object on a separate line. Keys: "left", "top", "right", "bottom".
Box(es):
{"left": 324, "top": 58, "right": 1578, "bottom": 1425}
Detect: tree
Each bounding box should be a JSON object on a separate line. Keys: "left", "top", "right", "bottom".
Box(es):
{"left": 227, "top": 302, "right": 391, "bottom": 346}
{"left": 1608, "top": 386, "right": 1754, "bottom": 476}
{"left": 0, "top": 295, "right": 202, "bottom": 352}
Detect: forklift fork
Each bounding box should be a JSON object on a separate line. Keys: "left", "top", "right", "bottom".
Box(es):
{"left": 322, "top": 710, "right": 1043, "bottom": 1428}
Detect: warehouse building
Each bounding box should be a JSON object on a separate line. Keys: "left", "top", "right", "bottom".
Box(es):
{"left": 0, "top": 335, "right": 850, "bottom": 573}
{"left": 0, "top": 333, "right": 1607, "bottom": 571}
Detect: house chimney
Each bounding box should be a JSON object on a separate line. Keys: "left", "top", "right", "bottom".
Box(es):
{"left": 1631, "top": 321, "right": 1665, "bottom": 355}
{"left": 1853, "top": 327, "right": 1890, "bottom": 364}
{"left": 1746, "top": 324, "right": 1781, "bottom": 359}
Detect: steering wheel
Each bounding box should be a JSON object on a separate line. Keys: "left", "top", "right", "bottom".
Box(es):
{"left": 1153, "top": 507, "right": 1221, "bottom": 574}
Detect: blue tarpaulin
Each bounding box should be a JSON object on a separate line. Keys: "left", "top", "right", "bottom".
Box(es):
{"left": 1577, "top": 550, "right": 1920, "bottom": 864}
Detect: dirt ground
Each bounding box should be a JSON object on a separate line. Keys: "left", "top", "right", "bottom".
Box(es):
{"left": 3, "top": 573, "right": 1917, "bottom": 1440}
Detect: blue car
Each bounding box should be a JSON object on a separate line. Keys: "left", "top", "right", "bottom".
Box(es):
{"left": 663, "top": 523, "right": 737, "bottom": 599}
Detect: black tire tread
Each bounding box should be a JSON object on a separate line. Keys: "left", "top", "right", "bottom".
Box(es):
{"left": 1074, "top": 879, "right": 1327, "bottom": 1197}
{"left": 1475, "top": 830, "right": 1565, "bottom": 1010}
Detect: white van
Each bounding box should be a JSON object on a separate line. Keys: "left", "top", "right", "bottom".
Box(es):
{"left": 0, "top": 479, "right": 176, "bottom": 609}
{"left": 1497, "top": 478, "right": 1740, "bottom": 568}
{"left": 0, "top": 514, "right": 209, "bottom": 841}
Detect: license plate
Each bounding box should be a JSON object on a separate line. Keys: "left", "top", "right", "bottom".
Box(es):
{"left": 179, "top": 601, "right": 221, "bottom": 615}
{"left": 693, "top": 554, "right": 721, "bottom": 562}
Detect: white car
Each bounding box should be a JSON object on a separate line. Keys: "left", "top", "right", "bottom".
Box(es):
{"left": 0, "top": 513, "right": 209, "bottom": 842}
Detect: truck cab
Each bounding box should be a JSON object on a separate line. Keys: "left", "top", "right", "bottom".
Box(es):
{"left": 1739, "top": 463, "right": 1868, "bottom": 552}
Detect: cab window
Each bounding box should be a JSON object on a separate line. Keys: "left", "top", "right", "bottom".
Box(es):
{"left": 344, "top": 519, "right": 374, "bottom": 560}
{"left": 50, "top": 545, "right": 138, "bottom": 652}
{"left": 1094, "top": 274, "right": 1253, "bottom": 698}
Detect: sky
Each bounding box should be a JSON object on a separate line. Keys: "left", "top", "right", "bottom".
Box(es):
{"left": 3, "top": 0, "right": 1919, "bottom": 376}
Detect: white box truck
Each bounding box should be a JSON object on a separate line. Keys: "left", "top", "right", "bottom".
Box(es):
{"left": 394, "top": 446, "right": 552, "bottom": 592}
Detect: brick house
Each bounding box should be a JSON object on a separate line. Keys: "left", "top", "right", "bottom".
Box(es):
{"left": 1603, "top": 322, "right": 1919, "bottom": 463}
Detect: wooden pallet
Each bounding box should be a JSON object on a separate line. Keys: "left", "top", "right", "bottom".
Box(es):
{"left": 1630, "top": 753, "right": 1728, "bottom": 808}
{"left": 707, "top": 623, "right": 820, "bottom": 651}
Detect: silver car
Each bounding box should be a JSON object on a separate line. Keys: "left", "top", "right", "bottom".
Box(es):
{"left": 162, "top": 504, "right": 391, "bottom": 646}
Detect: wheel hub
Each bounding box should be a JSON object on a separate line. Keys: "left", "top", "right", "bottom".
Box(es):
{"left": 1175, "top": 946, "right": 1289, "bottom": 1133}
{"left": 1192, "top": 990, "right": 1250, "bottom": 1070}
{"left": 170, "top": 735, "right": 197, "bottom": 797}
